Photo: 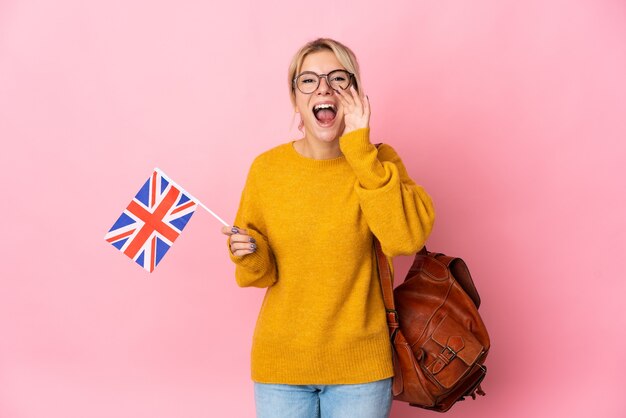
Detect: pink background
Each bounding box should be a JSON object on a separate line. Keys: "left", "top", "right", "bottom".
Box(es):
{"left": 1, "top": 0, "right": 625, "bottom": 417}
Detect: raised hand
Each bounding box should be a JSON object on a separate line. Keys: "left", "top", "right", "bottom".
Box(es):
{"left": 335, "top": 85, "right": 370, "bottom": 137}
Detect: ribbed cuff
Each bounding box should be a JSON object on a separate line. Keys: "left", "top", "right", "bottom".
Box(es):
{"left": 227, "top": 229, "right": 271, "bottom": 273}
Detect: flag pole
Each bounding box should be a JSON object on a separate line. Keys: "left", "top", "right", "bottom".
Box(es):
{"left": 154, "top": 167, "right": 230, "bottom": 227}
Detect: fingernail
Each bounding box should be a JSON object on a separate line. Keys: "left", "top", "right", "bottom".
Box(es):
{"left": 231, "top": 226, "right": 239, "bottom": 234}
{"left": 249, "top": 237, "right": 256, "bottom": 243}
{"left": 250, "top": 243, "right": 257, "bottom": 250}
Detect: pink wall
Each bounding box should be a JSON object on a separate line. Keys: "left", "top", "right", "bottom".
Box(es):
{"left": 1, "top": 0, "right": 625, "bottom": 417}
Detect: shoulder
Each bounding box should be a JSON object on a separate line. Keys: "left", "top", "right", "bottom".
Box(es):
{"left": 246, "top": 141, "right": 293, "bottom": 178}
{"left": 249, "top": 142, "right": 292, "bottom": 167}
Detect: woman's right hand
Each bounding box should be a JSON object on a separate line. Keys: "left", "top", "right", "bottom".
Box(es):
{"left": 221, "top": 225, "right": 257, "bottom": 257}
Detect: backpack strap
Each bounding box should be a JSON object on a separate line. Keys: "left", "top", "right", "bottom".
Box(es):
{"left": 372, "top": 142, "right": 409, "bottom": 335}
{"left": 373, "top": 239, "right": 399, "bottom": 335}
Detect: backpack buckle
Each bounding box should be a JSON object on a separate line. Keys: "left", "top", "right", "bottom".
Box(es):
{"left": 443, "top": 345, "right": 458, "bottom": 361}
{"left": 386, "top": 308, "right": 399, "bottom": 322}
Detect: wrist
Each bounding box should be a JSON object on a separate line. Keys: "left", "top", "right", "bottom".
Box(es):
{"left": 342, "top": 125, "right": 369, "bottom": 138}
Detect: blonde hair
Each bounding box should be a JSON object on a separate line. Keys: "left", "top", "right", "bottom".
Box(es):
{"left": 288, "top": 38, "right": 362, "bottom": 111}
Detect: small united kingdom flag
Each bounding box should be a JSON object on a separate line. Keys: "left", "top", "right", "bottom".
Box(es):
{"left": 105, "top": 168, "right": 198, "bottom": 272}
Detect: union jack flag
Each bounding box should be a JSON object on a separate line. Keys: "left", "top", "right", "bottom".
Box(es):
{"left": 105, "top": 168, "right": 198, "bottom": 272}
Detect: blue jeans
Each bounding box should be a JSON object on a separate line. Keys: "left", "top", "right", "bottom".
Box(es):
{"left": 254, "top": 377, "right": 393, "bottom": 418}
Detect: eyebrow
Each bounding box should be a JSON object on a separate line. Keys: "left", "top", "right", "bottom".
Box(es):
{"left": 298, "top": 69, "right": 347, "bottom": 74}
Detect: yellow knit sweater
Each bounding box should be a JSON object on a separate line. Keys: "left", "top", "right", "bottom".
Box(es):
{"left": 228, "top": 128, "right": 435, "bottom": 385}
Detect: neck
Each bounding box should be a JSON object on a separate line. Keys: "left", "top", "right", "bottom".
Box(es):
{"left": 295, "top": 135, "right": 342, "bottom": 160}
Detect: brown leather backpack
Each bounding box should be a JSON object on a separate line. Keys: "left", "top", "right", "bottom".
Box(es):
{"left": 374, "top": 240, "right": 490, "bottom": 412}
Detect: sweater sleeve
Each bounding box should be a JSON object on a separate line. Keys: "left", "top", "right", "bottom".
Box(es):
{"left": 339, "top": 128, "right": 436, "bottom": 257}
{"left": 227, "top": 160, "right": 278, "bottom": 288}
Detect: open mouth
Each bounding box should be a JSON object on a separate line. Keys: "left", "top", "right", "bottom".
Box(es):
{"left": 313, "top": 103, "right": 337, "bottom": 125}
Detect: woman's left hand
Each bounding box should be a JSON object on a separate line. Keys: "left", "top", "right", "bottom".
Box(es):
{"left": 336, "top": 85, "right": 370, "bottom": 137}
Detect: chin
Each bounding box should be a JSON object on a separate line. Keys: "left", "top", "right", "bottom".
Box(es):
{"left": 306, "top": 121, "right": 345, "bottom": 143}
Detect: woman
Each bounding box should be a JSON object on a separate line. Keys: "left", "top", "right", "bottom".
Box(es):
{"left": 221, "top": 38, "right": 435, "bottom": 418}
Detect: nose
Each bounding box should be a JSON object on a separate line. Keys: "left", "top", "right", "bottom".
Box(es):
{"left": 316, "top": 76, "right": 333, "bottom": 95}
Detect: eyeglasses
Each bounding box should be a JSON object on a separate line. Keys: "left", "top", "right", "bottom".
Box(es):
{"left": 293, "top": 69, "right": 355, "bottom": 94}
